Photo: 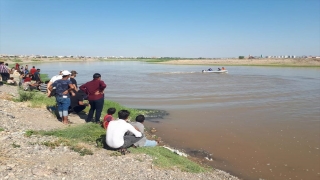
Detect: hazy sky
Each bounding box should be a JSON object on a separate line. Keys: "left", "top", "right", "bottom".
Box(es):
{"left": 0, "top": 0, "right": 319, "bottom": 58}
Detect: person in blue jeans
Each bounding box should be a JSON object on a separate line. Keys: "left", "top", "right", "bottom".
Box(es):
{"left": 130, "top": 115, "right": 159, "bottom": 147}
{"left": 49, "top": 70, "right": 75, "bottom": 124}
{"left": 79, "top": 73, "right": 107, "bottom": 123}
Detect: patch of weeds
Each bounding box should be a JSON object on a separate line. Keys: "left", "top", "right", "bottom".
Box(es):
{"left": 110, "top": 151, "right": 122, "bottom": 156}
{"left": 135, "top": 158, "right": 144, "bottom": 162}
{"left": 28, "top": 142, "right": 37, "bottom": 145}
{"left": 12, "top": 142, "right": 21, "bottom": 148}
{"left": 25, "top": 130, "right": 38, "bottom": 137}
{"left": 11, "top": 58, "right": 22, "bottom": 62}
{"left": 130, "top": 146, "right": 208, "bottom": 173}
{"left": 41, "top": 141, "right": 61, "bottom": 148}
{"left": 38, "top": 123, "right": 105, "bottom": 144}
{"left": 18, "top": 91, "right": 36, "bottom": 102}
{"left": 41, "top": 139, "right": 71, "bottom": 148}
{"left": 40, "top": 139, "right": 93, "bottom": 156}
{"left": 70, "top": 145, "right": 93, "bottom": 156}
{"left": 0, "top": 127, "right": 4, "bottom": 132}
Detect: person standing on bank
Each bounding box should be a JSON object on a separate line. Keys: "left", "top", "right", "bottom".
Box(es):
{"left": 70, "top": 70, "right": 78, "bottom": 91}
{"left": 0, "top": 62, "right": 10, "bottom": 82}
{"left": 49, "top": 70, "right": 75, "bottom": 124}
{"left": 80, "top": 73, "right": 106, "bottom": 123}
{"left": 33, "top": 69, "right": 41, "bottom": 83}
{"left": 30, "top": 66, "right": 37, "bottom": 75}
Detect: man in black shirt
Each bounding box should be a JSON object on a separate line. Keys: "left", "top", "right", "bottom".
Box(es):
{"left": 33, "top": 69, "right": 41, "bottom": 83}
{"left": 70, "top": 70, "right": 78, "bottom": 90}
{"left": 69, "top": 90, "right": 89, "bottom": 114}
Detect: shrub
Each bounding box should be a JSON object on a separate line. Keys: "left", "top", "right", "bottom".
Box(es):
{"left": 18, "top": 91, "right": 36, "bottom": 101}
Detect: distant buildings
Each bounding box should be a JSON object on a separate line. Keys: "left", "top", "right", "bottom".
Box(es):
{"left": 0, "top": 54, "right": 319, "bottom": 60}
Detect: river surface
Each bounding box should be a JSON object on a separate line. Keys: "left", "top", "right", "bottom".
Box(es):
{"left": 36, "top": 61, "right": 320, "bottom": 180}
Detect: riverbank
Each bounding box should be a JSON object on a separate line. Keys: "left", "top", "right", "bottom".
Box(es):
{"left": 0, "top": 84, "right": 239, "bottom": 180}
{"left": 158, "top": 58, "right": 320, "bottom": 67}
{"left": 1, "top": 57, "right": 320, "bottom": 67}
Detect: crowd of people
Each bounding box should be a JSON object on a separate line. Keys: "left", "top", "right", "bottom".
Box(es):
{"left": 1, "top": 62, "right": 159, "bottom": 154}
{"left": 47, "top": 71, "right": 159, "bottom": 153}
{"left": 0, "top": 62, "right": 46, "bottom": 90}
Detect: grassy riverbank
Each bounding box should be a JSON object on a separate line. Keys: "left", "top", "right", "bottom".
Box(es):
{"left": 15, "top": 88, "right": 208, "bottom": 173}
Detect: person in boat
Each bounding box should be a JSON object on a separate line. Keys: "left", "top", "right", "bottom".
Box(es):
{"left": 222, "top": 67, "right": 226, "bottom": 70}
{"left": 208, "top": 68, "right": 212, "bottom": 71}
{"left": 217, "top": 68, "right": 221, "bottom": 71}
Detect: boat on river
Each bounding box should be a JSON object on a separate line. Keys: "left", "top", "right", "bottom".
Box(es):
{"left": 202, "top": 70, "right": 228, "bottom": 73}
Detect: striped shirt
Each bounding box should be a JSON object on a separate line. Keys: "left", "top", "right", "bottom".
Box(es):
{"left": 0, "top": 64, "right": 9, "bottom": 73}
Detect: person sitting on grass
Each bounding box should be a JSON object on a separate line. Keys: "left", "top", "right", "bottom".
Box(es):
{"left": 39, "top": 81, "right": 49, "bottom": 93}
{"left": 7, "top": 77, "right": 17, "bottom": 85}
{"left": 103, "top": 107, "right": 116, "bottom": 130}
{"left": 106, "top": 110, "right": 142, "bottom": 155}
{"left": 130, "top": 115, "right": 159, "bottom": 147}
{"left": 68, "top": 89, "right": 89, "bottom": 114}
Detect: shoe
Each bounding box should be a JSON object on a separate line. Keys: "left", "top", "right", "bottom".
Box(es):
{"left": 118, "top": 148, "right": 130, "bottom": 155}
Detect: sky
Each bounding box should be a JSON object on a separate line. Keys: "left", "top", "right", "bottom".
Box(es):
{"left": 0, "top": 0, "right": 319, "bottom": 58}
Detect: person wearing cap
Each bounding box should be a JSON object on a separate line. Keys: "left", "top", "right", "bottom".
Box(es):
{"left": 70, "top": 70, "right": 78, "bottom": 90}
{"left": 79, "top": 73, "right": 106, "bottom": 123}
{"left": 48, "top": 70, "right": 75, "bottom": 124}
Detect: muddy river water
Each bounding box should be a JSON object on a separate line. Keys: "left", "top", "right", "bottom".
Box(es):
{"left": 38, "top": 61, "right": 320, "bottom": 180}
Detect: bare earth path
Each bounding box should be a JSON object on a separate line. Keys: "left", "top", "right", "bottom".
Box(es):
{"left": 0, "top": 85, "right": 239, "bottom": 180}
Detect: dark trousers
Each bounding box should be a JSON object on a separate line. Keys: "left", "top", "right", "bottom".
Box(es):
{"left": 0, "top": 73, "right": 9, "bottom": 81}
{"left": 121, "top": 135, "right": 143, "bottom": 149}
{"left": 69, "top": 105, "right": 86, "bottom": 114}
{"left": 87, "top": 97, "right": 104, "bottom": 123}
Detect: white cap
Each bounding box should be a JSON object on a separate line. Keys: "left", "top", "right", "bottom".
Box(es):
{"left": 61, "top": 70, "right": 71, "bottom": 75}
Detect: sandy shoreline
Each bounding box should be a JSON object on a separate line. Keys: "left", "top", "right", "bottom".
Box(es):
{"left": 1, "top": 57, "right": 320, "bottom": 67}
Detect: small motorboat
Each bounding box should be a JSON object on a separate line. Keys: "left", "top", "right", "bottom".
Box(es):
{"left": 202, "top": 70, "right": 228, "bottom": 73}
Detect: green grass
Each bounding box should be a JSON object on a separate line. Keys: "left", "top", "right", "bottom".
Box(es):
{"left": 0, "top": 127, "right": 4, "bottom": 132}
{"left": 144, "top": 59, "right": 173, "bottom": 63}
{"left": 12, "top": 142, "right": 21, "bottom": 148}
{"left": 25, "top": 123, "right": 208, "bottom": 172}
{"left": 16, "top": 90, "right": 56, "bottom": 108}
{"left": 32, "top": 123, "right": 105, "bottom": 143}
{"left": 25, "top": 123, "right": 103, "bottom": 156}
{"left": 99, "top": 100, "right": 148, "bottom": 121}
{"left": 40, "top": 74, "right": 50, "bottom": 82}
{"left": 130, "top": 147, "right": 208, "bottom": 173}
{"left": 11, "top": 58, "right": 23, "bottom": 62}
{"left": 16, "top": 79, "right": 208, "bottom": 172}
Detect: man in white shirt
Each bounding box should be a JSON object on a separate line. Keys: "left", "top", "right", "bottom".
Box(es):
{"left": 106, "top": 110, "right": 142, "bottom": 154}
{"left": 47, "top": 70, "right": 63, "bottom": 97}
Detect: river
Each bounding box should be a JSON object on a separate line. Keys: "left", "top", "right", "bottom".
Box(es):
{"left": 36, "top": 61, "right": 320, "bottom": 180}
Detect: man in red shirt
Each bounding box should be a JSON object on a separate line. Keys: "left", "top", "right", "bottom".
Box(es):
{"left": 80, "top": 73, "right": 106, "bottom": 123}
{"left": 30, "top": 66, "right": 37, "bottom": 75}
